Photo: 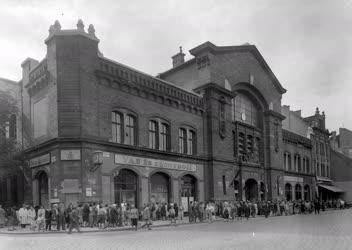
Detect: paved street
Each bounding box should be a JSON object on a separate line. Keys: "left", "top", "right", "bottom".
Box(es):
{"left": 0, "top": 209, "right": 351, "bottom": 250}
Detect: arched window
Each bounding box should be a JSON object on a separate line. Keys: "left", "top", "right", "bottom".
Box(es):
{"left": 178, "top": 128, "right": 196, "bottom": 155}
{"left": 149, "top": 121, "right": 158, "bottom": 149}
{"left": 234, "top": 93, "right": 258, "bottom": 127}
{"left": 125, "top": 115, "right": 136, "bottom": 145}
{"left": 294, "top": 154, "right": 301, "bottom": 172}
{"left": 112, "top": 111, "right": 123, "bottom": 143}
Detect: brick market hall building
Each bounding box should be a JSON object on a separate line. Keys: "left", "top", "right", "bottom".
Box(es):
{"left": 2, "top": 19, "right": 340, "bottom": 208}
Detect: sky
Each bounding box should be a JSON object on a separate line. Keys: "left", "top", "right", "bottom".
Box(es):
{"left": 0, "top": 0, "right": 351, "bottom": 132}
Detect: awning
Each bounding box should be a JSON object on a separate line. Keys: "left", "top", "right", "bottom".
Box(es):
{"left": 318, "top": 184, "right": 345, "bottom": 193}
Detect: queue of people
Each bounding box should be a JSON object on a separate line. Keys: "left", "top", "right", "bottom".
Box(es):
{"left": 0, "top": 198, "right": 347, "bottom": 233}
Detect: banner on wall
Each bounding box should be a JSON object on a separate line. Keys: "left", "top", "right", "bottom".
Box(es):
{"left": 114, "top": 153, "right": 197, "bottom": 172}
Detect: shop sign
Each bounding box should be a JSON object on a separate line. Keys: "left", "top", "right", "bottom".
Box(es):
{"left": 114, "top": 154, "right": 197, "bottom": 172}
{"left": 50, "top": 198, "right": 60, "bottom": 203}
{"left": 61, "top": 149, "right": 81, "bottom": 161}
{"left": 284, "top": 176, "right": 303, "bottom": 183}
{"left": 29, "top": 153, "right": 51, "bottom": 168}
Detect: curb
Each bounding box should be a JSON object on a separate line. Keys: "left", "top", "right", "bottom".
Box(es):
{"left": 0, "top": 219, "right": 220, "bottom": 235}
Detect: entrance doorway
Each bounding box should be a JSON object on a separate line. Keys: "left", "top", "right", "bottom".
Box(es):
{"left": 285, "top": 183, "right": 292, "bottom": 201}
{"left": 150, "top": 172, "right": 170, "bottom": 203}
{"left": 37, "top": 171, "right": 49, "bottom": 208}
{"left": 244, "top": 179, "right": 258, "bottom": 201}
{"left": 181, "top": 175, "right": 197, "bottom": 214}
{"left": 295, "top": 184, "right": 302, "bottom": 200}
{"left": 114, "top": 169, "right": 138, "bottom": 207}
{"left": 304, "top": 185, "right": 310, "bottom": 201}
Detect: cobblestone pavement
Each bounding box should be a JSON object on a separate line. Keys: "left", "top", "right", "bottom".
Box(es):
{"left": 0, "top": 209, "right": 351, "bottom": 250}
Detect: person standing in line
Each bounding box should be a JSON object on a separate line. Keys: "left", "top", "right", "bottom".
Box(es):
{"left": 169, "top": 204, "right": 176, "bottom": 226}
{"left": 37, "top": 206, "right": 46, "bottom": 232}
{"left": 45, "top": 205, "right": 52, "bottom": 231}
{"left": 129, "top": 204, "right": 139, "bottom": 231}
{"left": 188, "top": 201, "right": 194, "bottom": 223}
{"left": 57, "top": 203, "right": 66, "bottom": 231}
{"left": 0, "top": 205, "right": 6, "bottom": 228}
{"left": 82, "top": 203, "right": 90, "bottom": 227}
{"left": 174, "top": 203, "right": 179, "bottom": 219}
{"left": 68, "top": 206, "right": 81, "bottom": 234}
{"left": 141, "top": 204, "right": 152, "bottom": 230}
{"left": 18, "top": 204, "right": 28, "bottom": 229}
{"left": 179, "top": 203, "right": 184, "bottom": 221}
{"left": 28, "top": 206, "right": 36, "bottom": 231}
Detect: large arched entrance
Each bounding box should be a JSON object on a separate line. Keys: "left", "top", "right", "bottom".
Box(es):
{"left": 114, "top": 169, "right": 138, "bottom": 207}
{"left": 304, "top": 185, "right": 310, "bottom": 201}
{"left": 285, "top": 183, "right": 292, "bottom": 201}
{"left": 37, "top": 171, "right": 49, "bottom": 208}
{"left": 150, "top": 172, "right": 170, "bottom": 203}
{"left": 244, "top": 179, "right": 258, "bottom": 201}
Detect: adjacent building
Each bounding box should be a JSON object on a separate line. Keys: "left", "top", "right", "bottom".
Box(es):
{"left": 0, "top": 77, "right": 29, "bottom": 206}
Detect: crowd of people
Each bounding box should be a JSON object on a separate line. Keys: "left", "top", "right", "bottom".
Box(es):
{"left": 0, "top": 198, "right": 347, "bottom": 233}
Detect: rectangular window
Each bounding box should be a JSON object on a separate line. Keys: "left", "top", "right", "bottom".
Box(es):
{"left": 288, "top": 154, "right": 292, "bottom": 171}
{"left": 125, "top": 115, "right": 135, "bottom": 145}
{"left": 179, "top": 128, "right": 187, "bottom": 154}
{"left": 149, "top": 121, "right": 158, "bottom": 149}
{"left": 187, "top": 130, "right": 196, "bottom": 155}
{"left": 112, "top": 112, "right": 123, "bottom": 143}
{"left": 159, "top": 123, "right": 169, "bottom": 151}
{"left": 222, "top": 175, "right": 227, "bottom": 195}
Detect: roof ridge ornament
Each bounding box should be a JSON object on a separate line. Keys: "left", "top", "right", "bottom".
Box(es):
{"left": 77, "top": 19, "right": 85, "bottom": 31}
{"left": 88, "top": 24, "right": 96, "bottom": 37}
{"left": 53, "top": 20, "right": 61, "bottom": 31}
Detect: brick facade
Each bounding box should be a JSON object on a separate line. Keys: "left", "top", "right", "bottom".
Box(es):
{"left": 3, "top": 20, "right": 339, "bottom": 207}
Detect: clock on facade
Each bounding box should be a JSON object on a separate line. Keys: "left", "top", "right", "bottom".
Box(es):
{"left": 241, "top": 112, "right": 246, "bottom": 121}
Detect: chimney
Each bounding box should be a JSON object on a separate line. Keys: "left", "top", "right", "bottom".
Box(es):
{"left": 172, "top": 46, "right": 185, "bottom": 68}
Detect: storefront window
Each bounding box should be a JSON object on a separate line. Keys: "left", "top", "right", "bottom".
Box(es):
{"left": 114, "top": 169, "right": 137, "bottom": 207}
{"left": 151, "top": 172, "right": 170, "bottom": 203}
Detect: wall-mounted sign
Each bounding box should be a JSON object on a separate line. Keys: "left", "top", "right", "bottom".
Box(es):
{"left": 50, "top": 198, "right": 60, "bottom": 203}
{"left": 29, "top": 153, "right": 51, "bottom": 168}
{"left": 86, "top": 187, "right": 92, "bottom": 197}
{"left": 61, "top": 149, "right": 81, "bottom": 161}
{"left": 62, "top": 179, "right": 80, "bottom": 193}
{"left": 114, "top": 154, "right": 197, "bottom": 172}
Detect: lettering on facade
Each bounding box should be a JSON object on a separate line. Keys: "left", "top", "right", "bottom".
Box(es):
{"left": 61, "top": 149, "right": 81, "bottom": 161}
{"left": 114, "top": 154, "right": 197, "bottom": 172}
{"left": 284, "top": 176, "right": 303, "bottom": 183}
{"left": 29, "top": 153, "right": 51, "bottom": 168}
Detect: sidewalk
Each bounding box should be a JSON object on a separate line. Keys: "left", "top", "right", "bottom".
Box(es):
{"left": 0, "top": 217, "right": 221, "bottom": 235}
